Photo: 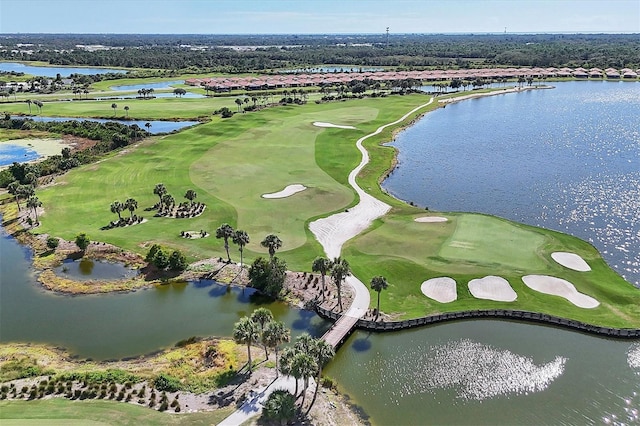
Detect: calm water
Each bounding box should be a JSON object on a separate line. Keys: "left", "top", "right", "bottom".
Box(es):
{"left": 0, "top": 231, "right": 330, "bottom": 360}
{"left": 0, "top": 144, "right": 39, "bottom": 166}
{"left": 109, "top": 81, "right": 184, "bottom": 91}
{"left": 96, "top": 92, "right": 206, "bottom": 100}
{"left": 54, "top": 258, "right": 139, "bottom": 281}
{"left": 0, "top": 62, "right": 126, "bottom": 78}
{"left": 13, "top": 116, "right": 200, "bottom": 135}
{"left": 384, "top": 81, "right": 640, "bottom": 286}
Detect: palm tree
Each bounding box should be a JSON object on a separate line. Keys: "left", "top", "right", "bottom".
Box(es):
{"left": 33, "top": 100, "right": 43, "bottom": 114}
{"left": 110, "top": 201, "right": 123, "bottom": 220}
{"left": 251, "top": 307, "right": 273, "bottom": 358}
{"left": 290, "top": 352, "right": 316, "bottom": 407}
{"left": 312, "top": 257, "right": 331, "bottom": 301}
{"left": 153, "top": 183, "right": 167, "bottom": 207}
{"left": 124, "top": 105, "right": 129, "bottom": 118}
{"left": 7, "top": 181, "right": 21, "bottom": 211}
{"left": 111, "top": 103, "right": 118, "bottom": 116}
{"left": 26, "top": 196, "right": 42, "bottom": 225}
{"left": 216, "top": 223, "right": 235, "bottom": 263}
{"left": 261, "top": 234, "right": 282, "bottom": 261}
{"left": 232, "top": 229, "right": 250, "bottom": 267}
{"left": 330, "top": 257, "right": 351, "bottom": 311}
{"left": 184, "top": 189, "right": 197, "bottom": 206}
{"left": 370, "top": 275, "right": 389, "bottom": 319}
{"left": 234, "top": 98, "right": 243, "bottom": 112}
{"left": 124, "top": 198, "right": 138, "bottom": 218}
{"left": 305, "top": 338, "right": 335, "bottom": 415}
{"left": 263, "top": 320, "right": 290, "bottom": 377}
{"left": 26, "top": 99, "right": 32, "bottom": 114}
{"left": 145, "top": 122, "right": 152, "bottom": 132}
{"left": 233, "top": 317, "right": 259, "bottom": 373}
{"left": 161, "top": 194, "right": 175, "bottom": 214}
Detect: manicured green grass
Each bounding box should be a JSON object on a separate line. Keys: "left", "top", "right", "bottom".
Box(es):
{"left": 0, "top": 399, "right": 233, "bottom": 426}
{"left": 20, "top": 86, "right": 640, "bottom": 328}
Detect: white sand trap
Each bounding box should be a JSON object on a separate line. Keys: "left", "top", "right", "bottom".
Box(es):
{"left": 551, "top": 252, "right": 591, "bottom": 272}
{"left": 414, "top": 216, "right": 448, "bottom": 223}
{"left": 312, "top": 121, "right": 356, "bottom": 129}
{"left": 468, "top": 276, "right": 517, "bottom": 302}
{"left": 262, "top": 184, "right": 307, "bottom": 199}
{"left": 522, "top": 275, "right": 600, "bottom": 308}
{"left": 421, "top": 277, "right": 457, "bottom": 303}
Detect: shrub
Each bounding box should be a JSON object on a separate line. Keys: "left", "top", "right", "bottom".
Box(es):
{"left": 262, "top": 390, "right": 296, "bottom": 423}
{"left": 153, "top": 373, "right": 181, "bottom": 392}
{"left": 46, "top": 236, "right": 59, "bottom": 250}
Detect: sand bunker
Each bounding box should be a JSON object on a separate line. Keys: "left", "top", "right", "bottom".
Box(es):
{"left": 421, "top": 277, "right": 457, "bottom": 303}
{"left": 551, "top": 252, "right": 591, "bottom": 272}
{"left": 262, "top": 184, "right": 307, "bottom": 199}
{"left": 414, "top": 216, "right": 448, "bottom": 223}
{"left": 522, "top": 275, "right": 600, "bottom": 309}
{"left": 181, "top": 231, "right": 209, "bottom": 239}
{"left": 468, "top": 276, "right": 517, "bottom": 302}
{"left": 312, "top": 122, "right": 356, "bottom": 129}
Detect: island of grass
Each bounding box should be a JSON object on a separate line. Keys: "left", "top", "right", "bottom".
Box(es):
{"left": 2, "top": 82, "right": 639, "bottom": 330}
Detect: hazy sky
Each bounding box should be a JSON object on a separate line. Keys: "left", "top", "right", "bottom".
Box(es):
{"left": 1, "top": 0, "right": 639, "bottom": 34}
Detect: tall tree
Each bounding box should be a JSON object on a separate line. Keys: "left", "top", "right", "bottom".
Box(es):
{"left": 184, "top": 189, "right": 197, "bottom": 205}
{"left": 124, "top": 105, "right": 129, "bottom": 118}
{"left": 311, "top": 257, "right": 331, "bottom": 301}
{"left": 75, "top": 233, "right": 90, "bottom": 254}
{"left": 290, "top": 352, "right": 316, "bottom": 407}
{"left": 305, "top": 338, "right": 335, "bottom": 415}
{"left": 232, "top": 229, "right": 250, "bottom": 267}
{"left": 251, "top": 307, "right": 273, "bottom": 358}
{"left": 111, "top": 102, "right": 118, "bottom": 116}
{"left": 260, "top": 234, "right": 282, "bottom": 261}
{"left": 370, "top": 275, "right": 389, "bottom": 319}
{"left": 25, "top": 99, "right": 32, "bottom": 114}
{"left": 234, "top": 98, "right": 243, "bottom": 112}
{"left": 330, "top": 257, "right": 351, "bottom": 311}
{"left": 263, "top": 320, "right": 290, "bottom": 377}
{"left": 153, "top": 183, "right": 167, "bottom": 206}
{"left": 216, "top": 223, "right": 235, "bottom": 263}
{"left": 110, "top": 200, "right": 123, "bottom": 220}
{"left": 124, "top": 198, "right": 138, "bottom": 218}
{"left": 7, "top": 181, "right": 21, "bottom": 211}
{"left": 26, "top": 196, "right": 42, "bottom": 225}
{"left": 233, "top": 316, "right": 259, "bottom": 373}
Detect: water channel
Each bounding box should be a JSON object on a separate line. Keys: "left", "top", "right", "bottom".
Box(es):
{"left": 0, "top": 62, "right": 126, "bottom": 78}
{"left": 1, "top": 81, "right": 639, "bottom": 424}
{"left": 12, "top": 116, "right": 200, "bottom": 135}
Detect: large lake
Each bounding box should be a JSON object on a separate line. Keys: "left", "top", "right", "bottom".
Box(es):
{"left": 0, "top": 62, "right": 126, "bottom": 78}
{"left": 1, "top": 81, "right": 639, "bottom": 424}
{"left": 385, "top": 81, "right": 640, "bottom": 287}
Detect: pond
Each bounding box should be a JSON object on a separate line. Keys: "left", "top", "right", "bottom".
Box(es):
{"left": 0, "top": 62, "right": 126, "bottom": 78}
{"left": 109, "top": 80, "right": 184, "bottom": 91}
{"left": 14, "top": 116, "right": 200, "bottom": 134}
{"left": 0, "top": 143, "right": 40, "bottom": 167}
{"left": 96, "top": 92, "right": 206, "bottom": 100}
{"left": 54, "top": 258, "right": 139, "bottom": 281}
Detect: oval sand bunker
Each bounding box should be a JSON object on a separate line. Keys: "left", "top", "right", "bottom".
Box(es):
{"left": 421, "top": 277, "right": 457, "bottom": 303}
{"left": 522, "top": 275, "right": 599, "bottom": 308}
{"left": 414, "top": 216, "right": 448, "bottom": 223}
{"left": 312, "top": 122, "right": 356, "bottom": 129}
{"left": 551, "top": 252, "right": 591, "bottom": 272}
{"left": 468, "top": 276, "right": 517, "bottom": 302}
{"left": 262, "top": 184, "right": 307, "bottom": 199}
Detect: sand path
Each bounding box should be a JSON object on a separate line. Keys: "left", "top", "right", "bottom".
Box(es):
{"left": 309, "top": 97, "right": 434, "bottom": 319}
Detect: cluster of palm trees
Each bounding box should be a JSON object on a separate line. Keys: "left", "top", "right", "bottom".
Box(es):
{"left": 214, "top": 223, "right": 252, "bottom": 266}
{"left": 7, "top": 181, "right": 40, "bottom": 226}
{"left": 24, "top": 99, "right": 43, "bottom": 114}
{"left": 106, "top": 198, "right": 142, "bottom": 228}
{"left": 152, "top": 184, "right": 204, "bottom": 218}
{"left": 137, "top": 88, "right": 155, "bottom": 99}
{"left": 232, "top": 309, "right": 334, "bottom": 416}
{"left": 72, "top": 87, "right": 90, "bottom": 99}
{"left": 311, "top": 256, "right": 351, "bottom": 311}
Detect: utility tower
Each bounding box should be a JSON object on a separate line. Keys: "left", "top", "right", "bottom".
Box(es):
{"left": 386, "top": 27, "right": 390, "bottom": 47}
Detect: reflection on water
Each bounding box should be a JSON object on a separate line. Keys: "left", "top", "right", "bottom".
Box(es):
{"left": 384, "top": 339, "right": 566, "bottom": 401}
{"left": 384, "top": 81, "right": 640, "bottom": 286}
{"left": 0, "top": 144, "right": 40, "bottom": 166}
{"left": 54, "top": 258, "right": 138, "bottom": 281}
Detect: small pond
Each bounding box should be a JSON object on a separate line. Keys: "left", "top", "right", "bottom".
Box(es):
{"left": 0, "top": 144, "right": 39, "bottom": 167}
{"left": 14, "top": 116, "right": 200, "bottom": 134}
{"left": 0, "top": 62, "right": 126, "bottom": 78}
{"left": 96, "top": 92, "right": 206, "bottom": 100}
{"left": 54, "top": 258, "right": 139, "bottom": 281}
{"left": 109, "top": 80, "right": 184, "bottom": 91}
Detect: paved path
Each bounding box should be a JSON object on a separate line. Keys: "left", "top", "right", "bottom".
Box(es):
{"left": 218, "top": 98, "right": 435, "bottom": 425}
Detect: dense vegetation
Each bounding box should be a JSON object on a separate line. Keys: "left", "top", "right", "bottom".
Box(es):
{"left": 2, "top": 33, "right": 638, "bottom": 73}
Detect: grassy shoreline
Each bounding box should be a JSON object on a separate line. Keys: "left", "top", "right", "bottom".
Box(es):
{"left": 2, "top": 86, "right": 639, "bottom": 329}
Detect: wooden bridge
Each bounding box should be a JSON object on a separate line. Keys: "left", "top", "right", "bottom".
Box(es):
{"left": 321, "top": 313, "right": 359, "bottom": 348}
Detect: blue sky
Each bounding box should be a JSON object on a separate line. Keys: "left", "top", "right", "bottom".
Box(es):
{"left": 1, "top": 0, "right": 639, "bottom": 34}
